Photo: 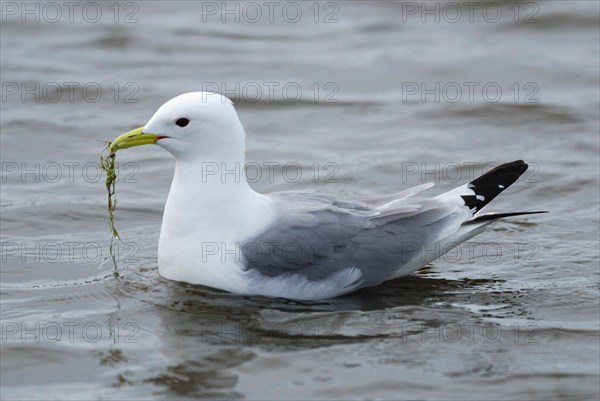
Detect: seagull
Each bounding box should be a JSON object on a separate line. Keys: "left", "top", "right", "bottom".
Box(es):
{"left": 109, "top": 92, "right": 546, "bottom": 300}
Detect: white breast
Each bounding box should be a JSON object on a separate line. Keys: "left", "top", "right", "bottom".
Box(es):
{"left": 157, "top": 162, "right": 276, "bottom": 293}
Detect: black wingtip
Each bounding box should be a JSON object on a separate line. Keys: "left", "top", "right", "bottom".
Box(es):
{"left": 461, "top": 160, "right": 529, "bottom": 213}
{"left": 465, "top": 211, "right": 548, "bottom": 223}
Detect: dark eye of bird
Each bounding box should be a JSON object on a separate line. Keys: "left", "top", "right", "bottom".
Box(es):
{"left": 175, "top": 118, "right": 190, "bottom": 127}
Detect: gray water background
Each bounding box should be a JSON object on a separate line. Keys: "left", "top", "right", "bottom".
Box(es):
{"left": 1, "top": 1, "right": 599, "bottom": 399}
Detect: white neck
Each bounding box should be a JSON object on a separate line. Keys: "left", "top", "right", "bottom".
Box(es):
{"left": 157, "top": 159, "right": 274, "bottom": 291}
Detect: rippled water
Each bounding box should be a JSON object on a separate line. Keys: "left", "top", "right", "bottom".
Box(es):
{"left": 1, "top": 1, "right": 599, "bottom": 400}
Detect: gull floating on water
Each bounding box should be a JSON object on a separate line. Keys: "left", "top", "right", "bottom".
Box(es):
{"left": 109, "top": 92, "right": 545, "bottom": 300}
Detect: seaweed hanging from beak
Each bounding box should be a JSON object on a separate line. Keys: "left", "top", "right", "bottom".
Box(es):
{"left": 100, "top": 142, "right": 120, "bottom": 278}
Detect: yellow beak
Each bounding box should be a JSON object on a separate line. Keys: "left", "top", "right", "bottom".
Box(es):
{"left": 109, "top": 127, "right": 162, "bottom": 153}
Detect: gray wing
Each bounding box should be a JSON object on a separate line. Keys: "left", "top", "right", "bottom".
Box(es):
{"left": 242, "top": 187, "right": 466, "bottom": 287}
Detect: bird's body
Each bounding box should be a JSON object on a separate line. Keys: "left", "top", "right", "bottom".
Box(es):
{"left": 109, "top": 92, "right": 545, "bottom": 300}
